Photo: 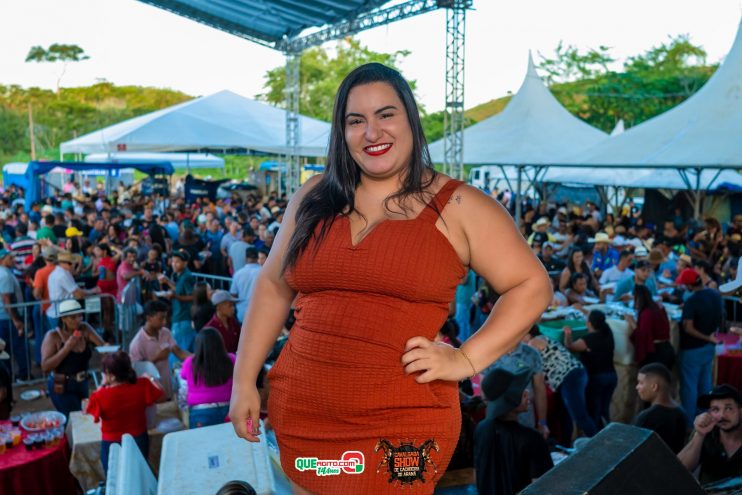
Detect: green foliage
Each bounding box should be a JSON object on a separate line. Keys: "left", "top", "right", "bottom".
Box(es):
{"left": 537, "top": 35, "right": 716, "bottom": 132}
{"left": 258, "top": 38, "right": 416, "bottom": 122}
{"left": 0, "top": 83, "right": 191, "bottom": 163}
{"left": 25, "top": 44, "right": 90, "bottom": 63}
{"left": 538, "top": 41, "right": 615, "bottom": 85}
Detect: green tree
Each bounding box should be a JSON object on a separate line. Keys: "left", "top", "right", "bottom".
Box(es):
{"left": 258, "top": 38, "right": 415, "bottom": 122}
{"left": 538, "top": 35, "right": 714, "bottom": 132}
{"left": 25, "top": 43, "right": 90, "bottom": 93}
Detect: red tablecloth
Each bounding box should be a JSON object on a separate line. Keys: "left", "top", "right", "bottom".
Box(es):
{"left": 718, "top": 353, "right": 742, "bottom": 392}
{"left": 715, "top": 332, "right": 742, "bottom": 392}
{"left": 0, "top": 422, "right": 79, "bottom": 495}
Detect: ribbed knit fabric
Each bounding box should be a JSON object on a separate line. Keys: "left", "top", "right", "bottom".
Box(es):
{"left": 267, "top": 179, "right": 466, "bottom": 494}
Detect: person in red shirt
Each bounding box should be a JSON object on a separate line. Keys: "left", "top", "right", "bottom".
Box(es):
{"left": 205, "top": 290, "right": 241, "bottom": 353}
{"left": 86, "top": 351, "right": 163, "bottom": 473}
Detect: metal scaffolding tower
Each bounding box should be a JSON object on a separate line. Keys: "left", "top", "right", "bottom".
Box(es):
{"left": 281, "top": 0, "right": 452, "bottom": 195}
{"left": 442, "top": 0, "right": 471, "bottom": 180}
{"left": 283, "top": 49, "right": 301, "bottom": 197}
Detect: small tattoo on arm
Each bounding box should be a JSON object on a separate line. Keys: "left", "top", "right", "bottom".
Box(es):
{"left": 448, "top": 195, "right": 463, "bottom": 205}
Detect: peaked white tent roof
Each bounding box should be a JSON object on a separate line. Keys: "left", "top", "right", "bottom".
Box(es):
{"left": 84, "top": 152, "right": 224, "bottom": 169}
{"left": 60, "top": 90, "right": 330, "bottom": 157}
{"left": 428, "top": 53, "right": 608, "bottom": 165}
{"left": 558, "top": 19, "right": 742, "bottom": 169}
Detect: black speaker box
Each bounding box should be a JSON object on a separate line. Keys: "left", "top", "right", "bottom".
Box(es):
{"left": 521, "top": 423, "right": 705, "bottom": 495}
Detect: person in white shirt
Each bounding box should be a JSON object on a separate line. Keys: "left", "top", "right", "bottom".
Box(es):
{"left": 46, "top": 251, "right": 100, "bottom": 328}
{"left": 600, "top": 249, "right": 635, "bottom": 286}
{"left": 230, "top": 247, "right": 261, "bottom": 323}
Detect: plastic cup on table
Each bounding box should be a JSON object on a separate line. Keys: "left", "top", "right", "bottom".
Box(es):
{"left": 3, "top": 433, "right": 11, "bottom": 450}
{"left": 10, "top": 429, "right": 21, "bottom": 446}
{"left": 23, "top": 436, "right": 34, "bottom": 451}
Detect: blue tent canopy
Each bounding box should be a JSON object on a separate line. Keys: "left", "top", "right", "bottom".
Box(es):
{"left": 25, "top": 161, "right": 173, "bottom": 209}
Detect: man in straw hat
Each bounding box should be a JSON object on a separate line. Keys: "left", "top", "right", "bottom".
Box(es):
{"left": 591, "top": 232, "right": 619, "bottom": 279}
{"left": 46, "top": 250, "right": 101, "bottom": 329}
{"left": 474, "top": 368, "right": 553, "bottom": 495}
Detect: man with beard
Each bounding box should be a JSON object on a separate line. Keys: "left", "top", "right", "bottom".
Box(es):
{"left": 678, "top": 385, "right": 742, "bottom": 484}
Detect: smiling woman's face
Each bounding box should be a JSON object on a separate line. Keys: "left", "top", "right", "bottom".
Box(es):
{"left": 344, "top": 81, "right": 413, "bottom": 181}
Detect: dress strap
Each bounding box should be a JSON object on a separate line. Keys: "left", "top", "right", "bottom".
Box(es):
{"left": 418, "top": 179, "right": 464, "bottom": 224}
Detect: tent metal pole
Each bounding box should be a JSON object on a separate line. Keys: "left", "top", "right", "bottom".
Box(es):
{"left": 515, "top": 165, "right": 523, "bottom": 228}
{"left": 694, "top": 167, "right": 702, "bottom": 219}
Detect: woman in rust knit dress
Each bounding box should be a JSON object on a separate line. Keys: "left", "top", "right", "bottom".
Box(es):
{"left": 230, "top": 63, "right": 552, "bottom": 494}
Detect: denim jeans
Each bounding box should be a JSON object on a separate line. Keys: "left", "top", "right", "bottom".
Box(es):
{"left": 558, "top": 367, "right": 598, "bottom": 440}
{"left": 585, "top": 371, "right": 618, "bottom": 430}
{"left": 170, "top": 320, "right": 195, "bottom": 368}
{"left": 47, "top": 374, "right": 89, "bottom": 420}
{"left": 189, "top": 405, "right": 230, "bottom": 429}
{"left": 0, "top": 319, "right": 29, "bottom": 380}
{"left": 679, "top": 344, "right": 715, "bottom": 426}
{"left": 101, "top": 432, "right": 149, "bottom": 473}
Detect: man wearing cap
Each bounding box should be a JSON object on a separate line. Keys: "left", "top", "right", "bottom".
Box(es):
{"left": 0, "top": 248, "right": 28, "bottom": 380}
{"left": 33, "top": 246, "right": 58, "bottom": 364}
{"left": 205, "top": 290, "right": 242, "bottom": 353}
{"left": 678, "top": 384, "right": 742, "bottom": 484}
{"left": 474, "top": 368, "right": 553, "bottom": 495}
{"left": 47, "top": 250, "right": 100, "bottom": 329}
{"left": 230, "top": 247, "right": 261, "bottom": 323}
{"left": 159, "top": 250, "right": 195, "bottom": 354}
{"left": 591, "top": 232, "right": 619, "bottom": 279}
{"left": 677, "top": 268, "right": 724, "bottom": 425}
{"left": 613, "top": 260, "right": 658, "bottom": 302}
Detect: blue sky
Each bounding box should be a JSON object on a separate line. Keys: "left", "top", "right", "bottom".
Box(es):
{"left": 1, "top": 0, "right": 740, "bottom": 112}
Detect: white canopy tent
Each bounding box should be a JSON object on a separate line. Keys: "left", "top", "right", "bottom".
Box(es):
{"left": 545, "top": 18, "right": 742, "bottom": 216}
{"left": 84, "top": 152, "right": 224, "bottom": 170}
{"left": 60, "top": 90, "right": 330, "bottom": 157}
{"left": 428, "top": 52, "right": 608, "bottom": 223}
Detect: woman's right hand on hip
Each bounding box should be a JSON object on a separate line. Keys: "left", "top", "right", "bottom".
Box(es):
{"left": 229, "top": 382, "right": 262, "bottom": 442}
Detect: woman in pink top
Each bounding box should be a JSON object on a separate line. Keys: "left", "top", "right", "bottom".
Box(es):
{"left": 180, "top": 327, "right": 235, "bottom": 428}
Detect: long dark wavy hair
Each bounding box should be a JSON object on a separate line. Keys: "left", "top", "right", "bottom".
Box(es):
{"left": 192, "top": 327, "right": 233, "bottom": 387}
{"left": 634, "top": 284, "right": 660, "bottom": 314}
{"left": 283, "top": 63, "right": 436, "bottom": 270}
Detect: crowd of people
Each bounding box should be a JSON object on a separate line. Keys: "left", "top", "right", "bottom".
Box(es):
{"left": 454, "top": 198, "right": 742, "bottom": 493}
{"left": 0, "top": 176, "right": 739, "bottom": 492}
{"left": 0, "top": 179, "right": 283, "bottom": 469}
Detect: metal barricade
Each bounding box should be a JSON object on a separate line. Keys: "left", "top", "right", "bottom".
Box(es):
{"left": 1, "top": 293, "right": 125, "bottom": 385}
{"left": 191, "top": 272, "right": 232, "bottom": 291}
{"left": 723, "top": 295, "right": 741, "bottom": 325}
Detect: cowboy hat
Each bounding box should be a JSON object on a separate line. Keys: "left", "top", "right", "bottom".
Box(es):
{"left": 57, "top": 299, "right": 85, "bottom": 318}
{"left": 591, "top": 232, "right": 611, "bottom": 244}
{"left": 480, "top": 368, "right": 532, "bottom": 419}
{"left": 56, "top": 251, "right": 81, "bottom": 264}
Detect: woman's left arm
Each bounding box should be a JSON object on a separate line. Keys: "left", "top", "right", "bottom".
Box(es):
{"left": 403, "top": 185, "right": 553, "bottom": 383}
{"left": 84, "top": 323, "right": 106, "bottom": 346}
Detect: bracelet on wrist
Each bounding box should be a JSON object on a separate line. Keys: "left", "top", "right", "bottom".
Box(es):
{"left": 457, "top": 347, "right": 478, "bottom": 378}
